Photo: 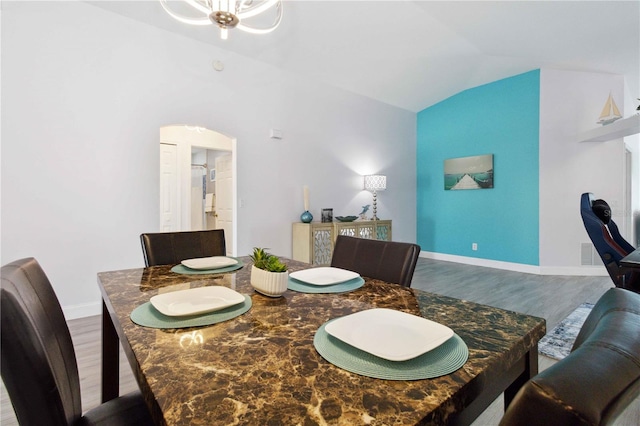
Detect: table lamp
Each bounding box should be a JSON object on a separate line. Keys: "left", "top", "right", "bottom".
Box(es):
{"left": 364, "top": 175, "right": 386, "bottom": 220}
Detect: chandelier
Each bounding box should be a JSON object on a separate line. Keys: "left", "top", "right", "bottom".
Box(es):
{"left": 159, "top": 0, "right": 283, "bottom": 40}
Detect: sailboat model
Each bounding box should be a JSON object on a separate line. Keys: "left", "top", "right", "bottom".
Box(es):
{"left": 597, "top": 93, "right": 622, "bottom": 125}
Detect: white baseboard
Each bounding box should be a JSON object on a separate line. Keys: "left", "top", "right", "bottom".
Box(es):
{"left": 539, "top": 266, "right": 608, "bottom": 276}
{"left": 63, "top": 301, "right": 101, "bottom": 321}
{"left": 419, "top": 251, "right": 609, "bottom": 277}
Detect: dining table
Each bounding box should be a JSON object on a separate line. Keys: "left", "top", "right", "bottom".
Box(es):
{"left": 98, "top": 256, "right": 545, "bottom": 425}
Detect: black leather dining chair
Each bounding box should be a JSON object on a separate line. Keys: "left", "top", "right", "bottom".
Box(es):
{"left": 140, "top": 229, "right": 226, "bottom": 266}
{"left": 330, "top": 235, "right": 421, "bottom": 287}
{"left": 1, "top": 257, "right": 154, "bottom": 426}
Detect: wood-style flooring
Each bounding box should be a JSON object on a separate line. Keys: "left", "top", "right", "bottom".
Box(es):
{"left": 2, "top": 257, "right": 638, "bottom": 425}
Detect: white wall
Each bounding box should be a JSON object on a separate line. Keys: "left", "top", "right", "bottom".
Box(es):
{"left": 1, "top": 2, "right": 416, "bottom": 318}
{"left": 539, "top": 69, "right": 634, "bottom": 274}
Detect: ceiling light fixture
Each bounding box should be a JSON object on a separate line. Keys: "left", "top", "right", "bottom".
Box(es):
{"left": 159, "top": 0, "right": 283, "bottom": 40}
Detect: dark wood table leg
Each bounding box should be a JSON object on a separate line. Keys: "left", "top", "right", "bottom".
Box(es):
{"left": 448, "top": 344, "right": 539, "bottom": 425}
{"left": 504, "top": 344, "right": 538, "bottom": 409}
{"left": 102, "top": 299, "right": 120, "bottom": 403}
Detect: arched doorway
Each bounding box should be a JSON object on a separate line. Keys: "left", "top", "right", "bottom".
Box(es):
{"left": 159, "top": 125, "right": 237, "bottom": 256}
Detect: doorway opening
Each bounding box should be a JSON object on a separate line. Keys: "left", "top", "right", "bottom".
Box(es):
{"left": 160, "top": 125, "right": 237, "bottom": 256}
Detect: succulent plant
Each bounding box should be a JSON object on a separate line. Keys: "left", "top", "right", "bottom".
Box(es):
{"left": 250, "top": 247, "right": 288, "bottom": 272}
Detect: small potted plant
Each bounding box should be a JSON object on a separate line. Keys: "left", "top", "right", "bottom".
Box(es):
{"left": 250, "top": 247, "right": 289, "bottom": 297}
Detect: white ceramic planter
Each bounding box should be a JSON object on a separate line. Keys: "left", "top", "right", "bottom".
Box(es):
{"left": 250, "top": 265, "right": 288, "bottom": 297}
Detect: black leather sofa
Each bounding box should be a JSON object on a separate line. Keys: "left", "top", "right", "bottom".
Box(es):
{"left": 500, "top": 288, "right": 640, "bottom": 425}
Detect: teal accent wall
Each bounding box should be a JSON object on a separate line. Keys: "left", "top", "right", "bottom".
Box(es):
{"left": 416, "top": 70, "right": 540, "bottom": 265}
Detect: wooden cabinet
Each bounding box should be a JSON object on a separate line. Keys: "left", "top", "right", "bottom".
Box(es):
{"left": 292, "top": 222, "right": 334, "bottom": 266}
{"left": 292, "top": 220, "right": 392, "bottom": 265}
{"left": 333, "top": 220, "right": 392, "bottom": 241}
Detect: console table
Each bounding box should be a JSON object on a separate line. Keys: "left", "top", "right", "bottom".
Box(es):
{"left": 292, "top": 220, "right": 392, "bottom": 265}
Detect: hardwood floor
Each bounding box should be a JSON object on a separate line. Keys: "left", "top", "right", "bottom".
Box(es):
{"left": 2, "top": 257, "right": 638, "bottom": 425}
{"left": 411, "top": 257, "right": 614, "bottom": 328}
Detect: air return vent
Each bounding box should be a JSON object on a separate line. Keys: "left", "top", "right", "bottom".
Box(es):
{"left": 581, "top": 243, "right": 602, "bottom": 266}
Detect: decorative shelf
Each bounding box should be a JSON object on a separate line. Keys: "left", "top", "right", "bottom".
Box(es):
{"left": 577, "top": 114, "right": 640, "bottom": 143}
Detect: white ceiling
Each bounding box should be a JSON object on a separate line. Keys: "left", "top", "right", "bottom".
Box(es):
{"left": 89, "top": 0, "right": 640, "bottom": 112}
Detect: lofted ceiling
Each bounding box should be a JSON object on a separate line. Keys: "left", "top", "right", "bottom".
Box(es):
{"left": 89, "top": 0, "right": 640, "bottom": 112}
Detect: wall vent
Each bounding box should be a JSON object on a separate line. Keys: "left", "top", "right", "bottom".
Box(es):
{"left": 581, "top": 243, "right": 602, "bottom": 266}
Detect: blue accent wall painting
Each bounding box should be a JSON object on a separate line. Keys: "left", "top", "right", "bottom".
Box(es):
{"left": 417, "top": 70, "right": 540, "bottom": 265}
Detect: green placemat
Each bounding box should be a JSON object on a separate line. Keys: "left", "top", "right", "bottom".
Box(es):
{"left": 130, "top": 294, "right": 252, "bottom": 329}
{"left": 170, "top": 258, "right": 244, "bottom": 275}
{"left": 314, "top": 319, "right": 468, "bottom": 380}
{"left": 288, "top": 277, "right": 365, "bottom": 294}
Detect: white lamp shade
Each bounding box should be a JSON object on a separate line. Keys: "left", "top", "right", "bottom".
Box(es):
{"left": 364, "top": 175, "right": 386, "bottom": 191}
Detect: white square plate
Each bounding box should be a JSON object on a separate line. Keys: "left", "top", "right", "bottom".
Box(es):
{"left": 150, "top": 286, "right": 245, "bottom": 317}
{"left": 181, "top": 256, "right": 238, "bottom": 270}
{"left": 324, "top": 308, "right": 454, "bottom": 361}
{"left": 289, "top": 267, "right": 360, "bottom": 286}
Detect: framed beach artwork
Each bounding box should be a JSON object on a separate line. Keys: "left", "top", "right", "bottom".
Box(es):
{"left": 444, "top": 154, "right": 494, "bottom": 190}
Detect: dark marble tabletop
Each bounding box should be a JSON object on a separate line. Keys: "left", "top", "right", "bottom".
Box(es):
{"left": 98, "top": 257, "right": 545, "bottom": 425}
